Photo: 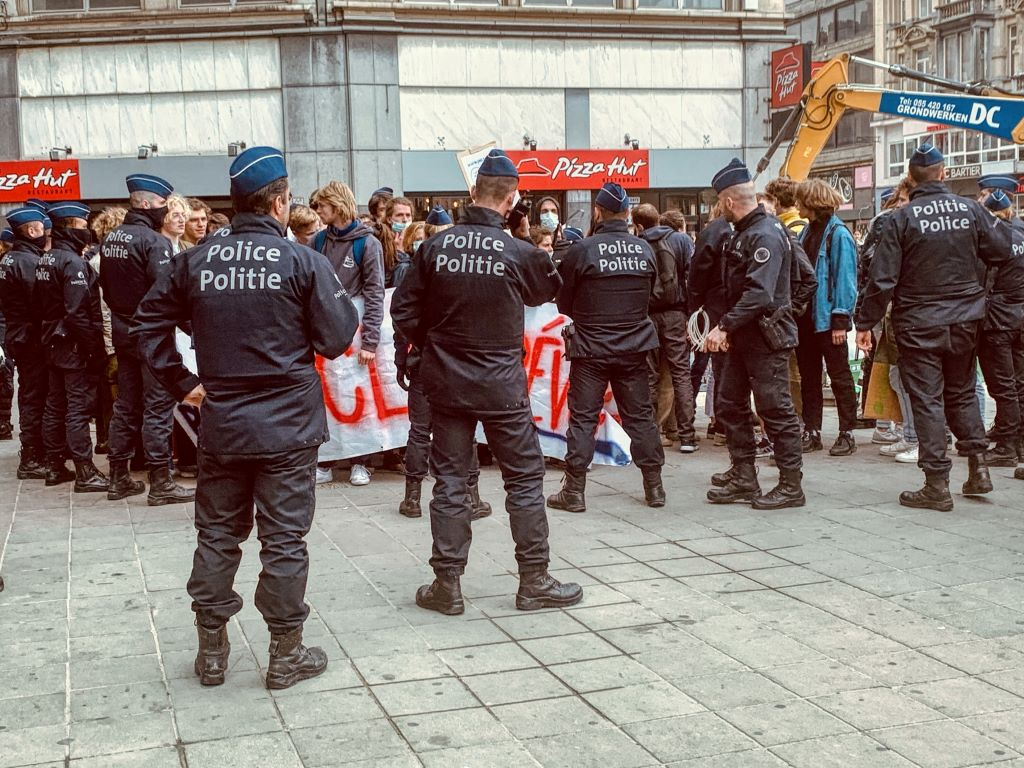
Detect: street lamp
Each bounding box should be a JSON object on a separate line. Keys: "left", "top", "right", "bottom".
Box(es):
{"left": 138, "top": 144, "right": 158, "bottom": 160}
{"left": 48, "top": 146, "right": 72, "bottom": 161}
{"left": 623, "top": 134, "right": 640, "bottom": 151}
{"left": 228, "top": 141, "right": 248, "bottom": 157}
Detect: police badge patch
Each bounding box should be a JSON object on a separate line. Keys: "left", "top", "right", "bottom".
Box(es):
{"left": 753, "top": 247, "right": 771, "bottom": 264}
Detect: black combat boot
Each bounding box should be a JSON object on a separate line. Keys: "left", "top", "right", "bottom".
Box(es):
{"left": 710, "top": 463, "right": 759, "bottom": 488}
{"left": 399, "top": 477, "right": 422, "bottom": 518}
{"left": 984, "top": 443, "right": 1017, "bottom": 468}
{"left": 751, "top": 468, "right": 806, "bottom": 510}
{"left": 641, "top": 468, "right": 666, "bottom": 508}
{"left": 265, "top": 627, "right": 328, "bottom": 690}
{"left": 467, "top": 480, "right": 492, "bottom": 521}
{"left": 0, "top": 421, "right": 13, "bottom": 440}
{"left": 45, "top": 456, "right": 76, "bottom": 486}
{"left": 1015, "top": 465, "right": 1024, "bottom": 480}
{"left": 516, "top": 570, "right": 583, "bottom": 611}
{"left": 546, "top": 472, "right": 586, "bottom": 513}
{"left": 707, "top": 462, "right": 760, "bottom": 504}
{"left": 73, "top": 460, "right": 109, "bottom": 493}
{"left": 147, "top": 466, "right": 195, "bottom": 506}
{"left": 415, "top": 573, "right": 464, "bottom": 616}
{"left": 107, "top": 459, "right": 146, "bottom": 501}
{"left": 900, "top": 473, "right": 954, "bottom": 512}
{"left": 963, "top": 454, "right": 993, "bottom": 495}
{"left": 17, "top": 447, "right": 47, "bottom": 480}
{"left": 194, "top": 623, "right": 230, "bottom": 686}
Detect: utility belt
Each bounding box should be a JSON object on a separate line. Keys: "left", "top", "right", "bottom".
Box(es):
{"left": 757, "top": 305, "right": 798, "bottom": 352}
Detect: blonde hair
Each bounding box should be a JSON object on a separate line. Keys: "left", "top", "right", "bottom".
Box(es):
{"left": 402, "top": 221, "right": 426, "bottom": 254}
{"left": 91, "top": 206, "right": 127, "bottom": 242}
{"left": 312, "top": 181, "right": 358, "bottom": 223}
{"left": 795, "top": 179, "right": 843, "bottom": 216}
{"left": 289, "top": 204, "right": 320, "bottom": 232}
{"left": 166, "top": 194, "right": 191, "bottom": 217}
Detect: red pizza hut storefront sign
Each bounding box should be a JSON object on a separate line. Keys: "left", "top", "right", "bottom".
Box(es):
{"left": 504, "top": 150, "right": 650, "bottom": 191}
{"left": 771, "top": 43, "right": 812, "bottom": 110}
{"left": 0, "top": 160, "right": 81, "bottom": 204}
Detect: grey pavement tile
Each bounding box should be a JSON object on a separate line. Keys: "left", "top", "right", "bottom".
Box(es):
{"left": 870, "top": 720, "right": 1021, "bottom": 768}
{"left": 492, "top": 695, "right": 612, "bottom": 739}
{"left": 549, "top": 656, "right": 661, "bottom": 693}
{"left": 267, "top": 656, "right": 364, "bottom": 695}
{"left": 618, "top": 543, "right": 693, "bottom": 561}
{"left": 845, "top": 570, "right": 944, "bottom": 597}
{"left": 910, "top": 562, "right": 1004, "bottom": 587}
{"left": 849, "top": 649, "right": 965, "bottom": 686}
{"left": 743, "top": 565, "right": 830, "bottom": 589}
{"left": 673, "top": 671, "right": 797, "bottom": 711}
{"left": 175, "top": 694, "right": 282, "bottom": 742}
{"left": 666, "top": 750, "right": 790, "bottom": 768}
{"left": 770, "top": 732, "right": 920, "bottom": 768}
{"left": 903, "top": 677, "right": 1024, "bottom": 717}
{"left": 566, "top": 602, "right": 665, "bottom": 631}
{"left": 335, "top": 627, "right": 430, "bottom": 658}
{"left": 680, "top": 537, "right": 756, "bottom": 557}
{"left": 764, "top": 659, "right": 877, "bottom": 697}
{"left": 518, "top": 632, "right": 624, "bottom": 665}
{"left": 394, "top": 707, "right": 512, "bottom": 753}
{"left": 633, "top": 641, "right": 745, "bottom": 680}
{"left": 437, "top": 642, "right": 538, "bottom": 677}
{"left": 291, "top": 718, "right": 411, "bottom": 766}
{"left": 956, "top": 578, "right": 1024, "bottom": 609}
{"left": 623, "top": 711, "right": 757, "bottom": 763}
{"left": 69, "top": 746, "right": 183, "bottom": 767}
{"left": 719, "top": 699, "right": 854, "bottom": 747}
{"left": 0, "top": 638, "right": 68, "bottom": 672}
{"left": 598, "top": 623, "right": 707, "bottom": 655}
{"left": 677, "top": 573, "right": 767, "bottom": 595}
{"left": 186, "top": 731, "right": 304, "bottom": 768}
{"left": 69, "top": 631, "right": 157, "bottom": 661}
{"left": 275, "top": 686, "right": 385, "bottom": 729}
{"left": 811, "top": 687, "right": 945, "bottom": 730}
{"left": 411, "top": 618, "right": 508, "bottom": 649}
{"left": 460, "top": 667, "right": 570, "bottom": 706}
{"left": 70, "top": 681, "right": 170, "bottom": 722}
{"left": 583, "top": 680, "right": 705, "bottom": 724}
{"left": 70, "top": 654, "right": 164, "bottom": 691}
{"left": 582, "top": 562, "right": 669, "bottom": 584}
{"left": 492, "top": 610, "right": 589, "bottom": 640}
{"left": 647, "top": 556, "right": 730, "bottom": 578}
{"left": 981, "top": 668, "right": 1024, "bottom": 697}
{"left": 0, "top": 662, "right": 68, "bottom": 700}
{"left": 372, "top": 676, "right": 479, "bottom": 716}
{"left": 522, "top": 729, "right": 657, "bottom": 768}
{"left": 0, "top": 692, "right": 65, "bottom": 730}
{"left": 352, "top": 651, "right": 453, "bottom": 685}
{"left": 0, "top": 723, "right": 66, "bottom": 768}
{"left": 419, "top": 742, "right": 542, "bottom": 768}
{"left": 921, "top": 639, "right": 1024, "bottom": 675}
{"left": 707, "top": 551, "right": 794, "bottom": 571}
{"left": 961, "top": 709, "right": 1024, "bottom": 753}
{"left": 165, "top": 670, "right": 272, "bottom": 710}
{"left": 69, "top": 711, "right": 176, "bottom": 759}
{"left": 949, "top": 607, "right": 1024, "bottom": 639}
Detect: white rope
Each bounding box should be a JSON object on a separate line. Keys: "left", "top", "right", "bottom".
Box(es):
{"left": 687, "top": 306, "right": 712, "bottom": 351}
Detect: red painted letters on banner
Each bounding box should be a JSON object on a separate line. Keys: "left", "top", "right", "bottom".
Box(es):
{"left": 0, "top": 160, "right": 81, "bottom": 203}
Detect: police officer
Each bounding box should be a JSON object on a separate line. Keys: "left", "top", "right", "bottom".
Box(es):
{"left": 100, "top": 174, "right": 194, "bottom": 505}
{"left": 0, "top": 207, "right": 50, "bottom": 480}
{"left": 703, "top": 159, "right": 805, "bottom": 510}
{"left": 977, "top": 175, "right": 1020, "bottom": 208}
{"left": 35, "top": 201, "right": 109, "bottom": 491}
{"left": 856, "top": 144, "right": 1016, "bottom": 511}
{"left": 0, "top": 228, "right": 15, "bottom": 442}
{"left": 392, "top": 149, "right": 582, "bottom": 615}
{"left": 134, "top": 147, "right": 359, "bottom": 689}
{"left": 547, "top": 182, "right": 666, "bottom": 512}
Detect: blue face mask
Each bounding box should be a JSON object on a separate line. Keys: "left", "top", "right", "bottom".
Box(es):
{"left": 412, "top": 239, "right": 423, "bottom": 253}
{"left": 392, "top": 221, "right": 409, "bottom": 233}
{"left": 539, "top": 211, "right": 559, "bottom": 231}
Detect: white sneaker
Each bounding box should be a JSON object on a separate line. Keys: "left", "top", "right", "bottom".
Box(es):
{"left": 350, "top": 464, "right": 371, "bottom": 486}
{"left": 315, "top": 467, "right": 333, "bottom": 485}
{"left": 880, "top": 439, "right": 913, "bottom": 457}
{"left": 679, "top": 443, "right": 699, "bottom": 454}
{"left": 872, "top": 427, "right": 902, "bottom": 445}
{"left": 894, "top": 444, "right": 919, "bottom": 463}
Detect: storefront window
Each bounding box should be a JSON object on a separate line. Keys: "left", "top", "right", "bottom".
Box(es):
{"left": 33, "top": 0, "right": 139, "bottom": 9}
{"left": 637, "top": 0, "right": 723, "bottom": 7}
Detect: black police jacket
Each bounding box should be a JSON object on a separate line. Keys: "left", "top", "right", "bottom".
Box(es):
{"left": 856, "top": 181, "right": 1012, "bottom": 332}
{"left": 99, "top": 208, "right": 173, "bottom": 344}
{"left": 717, "top": 205, "right": 794, "bottom": 337}
{"left": 688, "top": 217, "right": 732, "bottom": 328}
{"left": 981, "top": 218, "right": 1024, "bottom": 332}
{"left": 35, "top": 234, "right": 103, "bottom": 370}
{"left": 0, "top": 240, "right": 44, "bottom": 348}
{"left": 132, "top": 213, "right": 360, "bottom": 455}
{"left": 556, "top": 219, "right": 658, "bottom": 358}
{"left": 391, "top": 205, "right": 560, "bottom": 413}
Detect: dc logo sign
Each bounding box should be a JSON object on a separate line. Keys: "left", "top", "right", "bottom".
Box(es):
{"left": 969, "top": 104, "right": 1002, "bottom": 129}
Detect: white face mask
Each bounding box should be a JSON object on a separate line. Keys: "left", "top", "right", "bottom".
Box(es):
{"left": 412, "top": 239, "right": 423, "bottom": 253}
{"left": 539, "top": 211, "right": 559, "bottom": 230}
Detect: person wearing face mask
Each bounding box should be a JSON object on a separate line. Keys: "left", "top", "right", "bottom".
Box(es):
{"left": 382, "top": 196, "right": 414, "bottom": 286}
{"left": 100, "top": 173, "right": 195, "bottom": 506}
{"left": 0, "top": 206, "right": 51, "bottom": 480}
{"left": 34, "top": 201, "right": 108, "bottom": 491}
{"left": 536, "top": 196, "right": 563, "bottom": 242}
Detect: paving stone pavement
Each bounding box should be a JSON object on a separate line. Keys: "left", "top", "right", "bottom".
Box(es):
{"left": 2, "top": 417, "right": 1024, "bottom": 768}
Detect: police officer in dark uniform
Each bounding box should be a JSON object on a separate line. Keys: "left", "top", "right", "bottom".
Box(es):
{"left": 547, "top": 182, "right": 666, "bottom": 512}
{"left": 976, "top": 174, "right": 1020, "bottom": 208}
{"left": 856, "top": 144, "right": 1016, "bottom": 511}
{"left": 134, "top": 147, "right": 359, "bottom": 689}
{"left": 35, "top": 201, "right": 109, "bottom": 491}
{"left": 703, "top": 159, "right": 805, "bottom": 510}
{"left": 0, "top": 228, "right": 17, "bottom": 442}
{"left": 101, "top": 174, "right": 194, "bottom": 505}
{"left": 0, "top": 207, "right": 51, "bottom": 480}
{"left": 392, "top": 149, "right": 582, "bottom": 615}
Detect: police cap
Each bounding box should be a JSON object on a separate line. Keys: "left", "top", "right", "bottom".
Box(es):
{"left": 478, "top": 149, "right": 518, "bottom": 179}
{"left": 985, "top": 190, "right": 1012, "bottom": 212}
{"left": 47, "top": 201, "right": 91, "bottom": 220}
{"left": 425, "top": 204, "right": 452, "bottom": 226}
{"left": 978, "top": 175, "right": 1019, "bottom": 193}
{"left": 6, "top": 206, "right": 47, "bottom": 228}
{"left": 0, "top": 228, "right": 13, "bottom": 243}
{"left": 562, "top": 226, "right": 584, "bottom": 242}
{"left": 712, "top": 158, "right": 752, "bottom": 193}
{"left": 909, "top": 143, "right": 943, "bottom": 168}
{"left": 229, "top": 146, "right": 287, "bottom": 197}
{"left": 25, "top": 199, "right": 49, "bottom": 212}
{"left": 126, "top": 174, "right": 174, "bottom": 196}
{"left": 596, "top": 182, "right": 630, "bottom": 213}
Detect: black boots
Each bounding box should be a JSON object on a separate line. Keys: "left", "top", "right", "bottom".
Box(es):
{"left": 801, "top": 430, "right": 823, "bottom": 453}
{"left": 44, "top": 457, "right": 76, "bottom": 486}
{"left": 963, "top": 454, "right": 993, "bottom": 496}
{"left": 707, "top": 462, "right": 760, "bottom": 503}
{"left": 547, "top": 472, "right": 586, "bottom": 513}
{"left": 467, "top": 481, "right": 492, "bottom": 521}
{"left": 751, "top": 468, "right": 806, "bottom": 510}
{"left": 399, "top": 477, "right": 422, "bottom": 518}
{"left": 265, "top": 627, "right": 328, "bottom": 690}
{"left": 415, "top": 574, "right": 465, "bottom": 616}
{"left": 147, "top": 466, "right": 195, "bottom": 506}
{"left": 900, "top": 473, "right": 954, "bottom": 512}
{"left": 195, "top": 623, "right": 230, "bottom": 686}
{"left": 107, "top": 459, "right": 146, "bottom": 501}
{"left": 829, "top": 431, "right": 857, "bottom": 457}
{"left": 0, "top": 421, "right": 13, "bottom": 440}
{"left": 516, "top": 570, "right": 584, "bottom": 611}
{"left": 73, "top": 460, "right": 109, "bottom": 493}
{"left": 984, "top": 443, "right": 1017, "bottom": 468}
{"left": 710, "top": 464, "right": 758, "bottom": 488}
{"left": 641, "top": 468, "right": 666, "bottom": 508}
{"left": 17, "top": 447, "right": 47, "bottom": 480}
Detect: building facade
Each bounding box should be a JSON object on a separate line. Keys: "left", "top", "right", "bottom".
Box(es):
{"left": 1, "top": 0, "right": 788, "bottom": 227}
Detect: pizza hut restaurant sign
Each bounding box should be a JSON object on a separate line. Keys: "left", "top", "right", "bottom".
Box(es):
{"left": 504, "top": 150, "right": 650, "bottom": 191}
{"left": 0, "top": 160, "right": 81, "bottom": 204}
{"left": 771, "top": 43, "right": 812, "bottom": 110}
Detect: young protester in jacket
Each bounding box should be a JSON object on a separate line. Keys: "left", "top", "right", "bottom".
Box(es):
{"left": 795, "top": 179, "right": 860, "bottom": 457}
{"left": 530, "top": 226, "right": 555, "bottom": 255}
{"left": 288, "top": 205, "right": 321, "bottom": 248}
{"left": 535, "top": 196, "right": 564, "bottom": 243}
{"left": 382, "top": 197, "right": 415, "bottom": 287}
{"left": 161, "top": 195, "right": 191, "bottom": 254}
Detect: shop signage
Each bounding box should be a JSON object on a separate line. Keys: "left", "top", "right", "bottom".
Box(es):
{"left": 504, "top": 150, "right": 650, "bottom": 191}
{"left": 854, "top": 165, "right": 873, "bottom": 189}
{"left": 946, "top": 164, "right": 983, "bottom": 180}
{"left": 812, "top": 169, "right": 855, "bottom": 209}
{"left": 0, "top": 160, "right": 81, "bottom": 204}
{"left": 770, "top": 43, "right": 812, "bottom": 110}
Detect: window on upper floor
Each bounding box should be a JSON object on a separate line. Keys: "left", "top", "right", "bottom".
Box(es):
{"left": 637, "top": 0, "right": 723, "bottom": 8}
{"left": 526, "top": 0, "right": 614, "bottom": 6}
{"left": 1010, "top": 25, "right": 1021, "bottom": 77}
{"left": 917, "top": 0, "right": 932, "bottom": 18}
{"left": 888, "top": 0, "right": 904, "bottom": 25}
{"left": 32, "top": 0, "right": 138, "bottom": 10}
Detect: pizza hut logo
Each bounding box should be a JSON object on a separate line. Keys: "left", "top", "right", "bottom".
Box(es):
{"left": 0, "top": 160, "right": 81, "bottom": 203}
{"left": 774, "top": 52, "right": 801, "bottom": 104}
{"left": 770, "top": 44, "right": 810, "bottom": 110}
{"left": 504, "top": 150, "right": 650, "bottom": 191}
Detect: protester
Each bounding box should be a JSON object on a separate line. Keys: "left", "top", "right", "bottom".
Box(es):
{"left": 529, "top": 226, "right": 554, "bottom": 254}
{"left": 535, "top": 196, "right": 564, "bottom": 242}
{"left": 207, "top": 212, "right": 229, "bottom": 235}
{"left": 551, "top": 225, "right": 582, "bottom": 266}
{"left": 184, "top": 198, "right": 211, "bottom": 246}
{"left": 368, "top": 186, "right": 394, "bottom": 226}
{"left": 382, "top": 197, "right": 414, "bottom": 285}
{"left": 288, "top": 204, "right": 321, "bottom": 247}
{"left": 161, "top": 194, "right": 191, "bottom": 254}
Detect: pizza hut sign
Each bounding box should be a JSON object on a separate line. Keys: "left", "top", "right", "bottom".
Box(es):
{"left": 0, "top": 160, "right": 81, "bottom": 204}
{"left": 771, "top": 44, "right": 812, "bottom": 110}
{"left": 504, "top": 150, "right": 650, "bottom": 191}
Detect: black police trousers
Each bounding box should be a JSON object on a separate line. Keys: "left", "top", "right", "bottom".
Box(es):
{"left": 0, "top": 357, "right": 13, "bottom": 427}
{"left": 427, "top": 406, "right": 549, "bottom": 576}
{"left": 188, "top": 446, "right": 318, "bottom": 633}
{"left": 566, "top": 353, "right": 664, "bottom": 475}
{"left": 10, "top": 342, "right": 47, "bottom": 453}
{"left": 108, "top": 342, "right": 175, "bottom": 469}
{"left": 897, "top": 321, "right": 987, "bottom": 477}
{"left": 978, "top": 328, "right": 1024, "bottom": 446}
{"left": 42, "top": 365, "right": 97, "bottom": 463}
{"left": 647, "top": 310, "right": 696, "bottom": 444}
{"left": 795, "top": 321, "right": 858, "bottom": 433}
{"left": 717, "top": 330, "right": 803, "bottom": 472}
{"left": 405, "top": 379, "right": 480, "bottom": 484}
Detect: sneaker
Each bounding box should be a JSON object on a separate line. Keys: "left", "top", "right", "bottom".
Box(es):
{"left": 315, "top": 467, "right": 333, "bottom": 485}
{"left": 754, "top": 437, "right": 774, "bottom": 460}
{"left": 829, "top": 431, "right": 857, "bottom": 457}
{"left": 894, "top": 444, "right": 919, "bottom": 463}
{"left": 350, "top": 464, "right": 371, "bottom": 486}
{"left": 801, "top": 430, "right": 823, "bottom": 453}
{"left": 871, "top": 426, "right": 901, "bottom": 445}
{"left": 679, "top": 443, "right": 699, "bottom": 454}
{"left": 880, "top": 439, "right": 914, "bottom": 457}
{"left": 714, "top": 431, "right": 727, "bottom": 447}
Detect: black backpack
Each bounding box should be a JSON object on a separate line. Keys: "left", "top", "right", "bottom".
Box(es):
{"left": 649, "top": 235, "right": 680, "bottom": 311}
{"left": 785, "top": 226, "right": 818, "bottom": 317}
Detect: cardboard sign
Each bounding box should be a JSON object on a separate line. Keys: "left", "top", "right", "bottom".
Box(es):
{"left": 456, "top": 142, "right": 497, "bottom": 192}
{"left": 504, "top": 150, "right": 650, "bottom": 191}
{"left": 771, "top": 44, "right": 812, "bottom": 110}
{"left": 0, "top": 160, "right": 81, "bottom": 203}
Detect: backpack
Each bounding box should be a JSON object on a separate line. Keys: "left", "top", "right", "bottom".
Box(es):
{"left": 312, "top": 228, "right": 367, "bottom": 265}
{"left": 649, "top": 235, "right": 680, "bottom": 310}
{"left": 785, "top": 227, "right": 818, "bottom": 318}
